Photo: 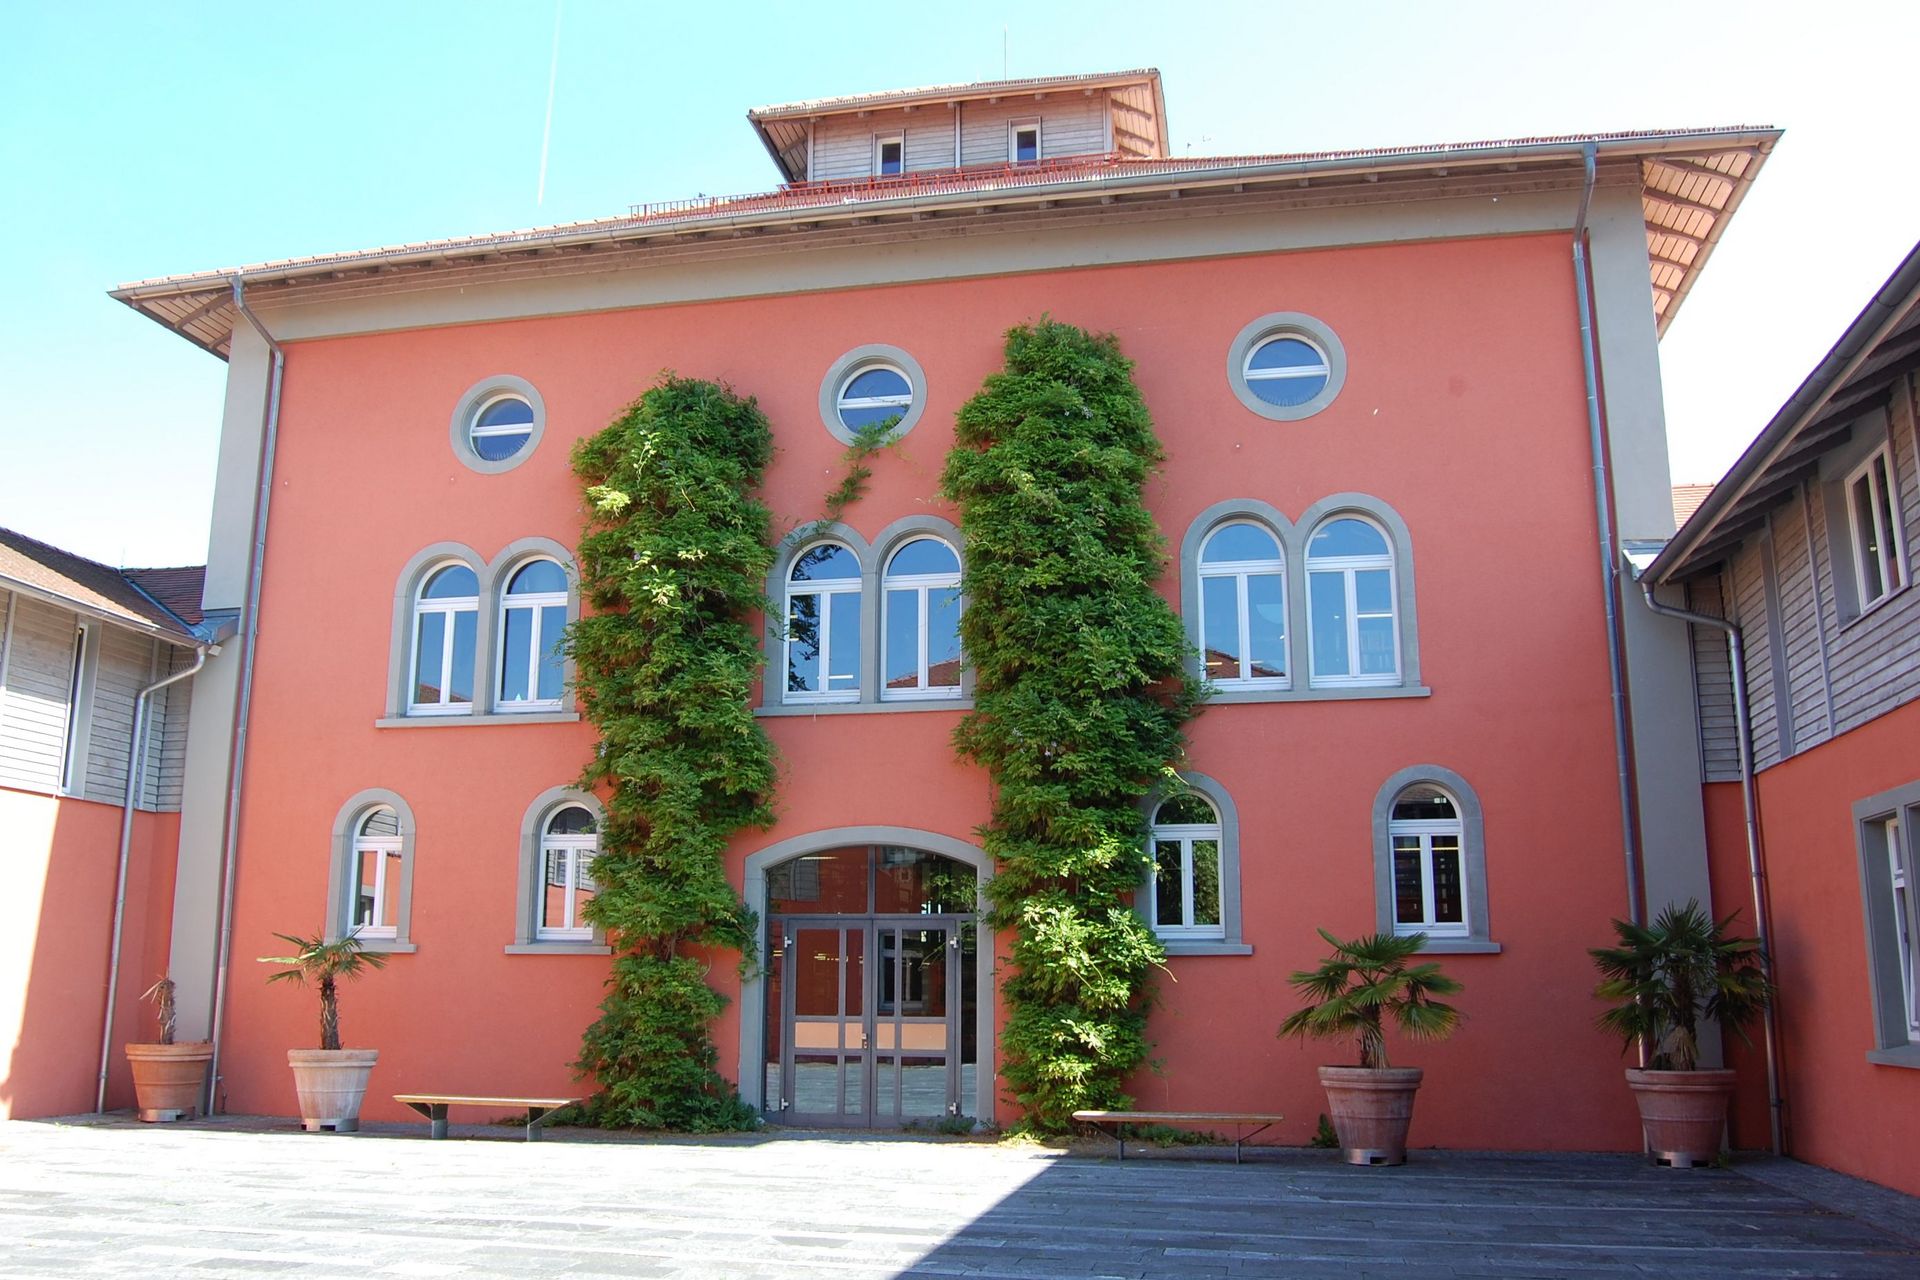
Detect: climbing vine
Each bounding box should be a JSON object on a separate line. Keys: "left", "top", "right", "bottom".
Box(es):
{"left": 567, "top": 375, "right": 778, "bottom": 1131}
{"left": 940, "top": 319, "right": 1200, "bottom": 1131}
{"left": 813, "top": 419, "right": 901, "bottom": 532}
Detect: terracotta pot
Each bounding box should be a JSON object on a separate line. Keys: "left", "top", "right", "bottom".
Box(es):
{"left": 1318, "top": 1065, "right": 1424, "bottom": 1165}
{"left": 124, "top": 1041, "right": 213, "bottom": 1121}
{"left": 286, "top": 1048, "right": 379, "bottom": 1132}
{"left": 1624, "top": 1067, "right": 1735, "bottom": 1167}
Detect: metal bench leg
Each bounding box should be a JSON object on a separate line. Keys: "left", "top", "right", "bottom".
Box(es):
{"left": 431, "top": 1105, "right": 449, "bottom": 1140}
{"left": 526, "top": 1107, "right": 548, "bottom": 1142}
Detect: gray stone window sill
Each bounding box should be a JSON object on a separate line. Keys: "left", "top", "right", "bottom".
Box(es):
{"left": 503, "top": 942, "right": 612, "bottom": 956}
{"left": 757, "top": 699, "right": 974, "bottom": 717}
{"left": 1865, "top": 1044, "right": 1920, "bottom": 1069}
{"left": 1411, "top": 939, "right": 1502, "bottom": 954}
{"left": 1160, "top": 941, "right": 1254, "bottom": 957}
{"left": 1203, "top": 685, "right": 1432, "bottom": 705}
{"left": 376, "top": 711, "right": 581, "bottom": 728}
{"left": 352, "top": 939, "right": 418, "bottom": 955}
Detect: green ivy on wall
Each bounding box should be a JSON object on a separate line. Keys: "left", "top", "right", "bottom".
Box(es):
{"left": 567, "top": 376, "right": 779, "bottom": 1131}
{"left": 940, "top": 319, "right": 1201, "bottom": 1132}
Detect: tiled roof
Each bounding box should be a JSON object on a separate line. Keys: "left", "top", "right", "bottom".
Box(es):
{"left": 123, "top": 565, "right": 207, "bottom": 626}
{"left": 0, "top": 527, "right": 204, "bottom": 642}
{"left": 746, "top": 69, "right": 1159, "bottom": 119}
{"left": 1671, "top": 484, "right": 1715, "bottom": 528}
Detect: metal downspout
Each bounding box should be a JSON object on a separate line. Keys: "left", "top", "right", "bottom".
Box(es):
{"left": 95, "top": 645, "right": 209, "bottom": 1113}
{"left": 1639, "top": 581, "right": 1785, "bottom": 1156}
{"left": 204, "top": 277, "right": 286, "bottom": 1115}
{"left": 1572, "top": 142, "right": 1645, "bottom": 926}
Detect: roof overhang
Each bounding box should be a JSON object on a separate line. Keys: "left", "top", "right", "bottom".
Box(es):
{"left": 111, "top": 126, "right": 1777, "bottom": 362}
{"left": 1647, "top": 237, "right": 1920, "bottom": 584}
{"left": 0, "top": 571, "right": 206, "bottom": 647}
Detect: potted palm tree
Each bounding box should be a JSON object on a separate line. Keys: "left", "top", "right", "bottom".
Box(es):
{"left": 1279, "top": 929, "right": 1464, "bottom": 1165}
{"left": 259, "top": 931, "right": 386, "bottom": 1133}
{"left": 1590, "top": 900, "right": 1771, "bottom": 1167}
{"left": 123, "top": 975, "right": 214, "bottom": 1121}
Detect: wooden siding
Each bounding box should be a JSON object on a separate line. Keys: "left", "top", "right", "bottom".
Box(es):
{"left": 0, "top": 594, "right": 80, "bottom": 793}
{"left": 1701, "top": 372, "right": 1920, "bottom": 774}
{"left": 152, "top": 646, "right": 194, "bottom": 812}
{"left": 1109, "top": 83, "right": 1157, "bottom": 157}
{"left": 82, "top": 625, "right": 152, "bottom": 804}
{"left": 805, "top": 93, "right": 1111, "bottom": 181}
{"left": 1687, "top": 574, "right": 1741, "bottom": 783}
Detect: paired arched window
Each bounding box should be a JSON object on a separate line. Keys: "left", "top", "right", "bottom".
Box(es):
{"left": 409, "top": 564, "right": 479, "bottom": 714}
{"left": 349, "top": 807, "right": 403, "bottom": 940}
{"left": 785, "top": 543, "right": 864, "bottom": 702}
{"left": 1148, "top": 793, "right": 1224, "bottom": 940}
{"left": 1307, "top": 516, "right": 1399, "bottom": 685}
{"left": 499, "top": 559, "right": 569, "bottom": 711}
{"left": 882, "top": 537, "right": 962, "bottom": 699}
{"left": 1198, "top": 522, "right": 1287, "bottom": 688}
{"left": 538, "top": 804, "right": 599, "bottom": 942}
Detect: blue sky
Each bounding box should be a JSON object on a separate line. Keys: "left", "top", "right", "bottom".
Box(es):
{"left": 2, "top": 0, "right": 1915, "bottom": 566}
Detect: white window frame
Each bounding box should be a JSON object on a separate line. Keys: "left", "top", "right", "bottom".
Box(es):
{"left": 1388, "top": 793, "right": 1468, "bottom": 939}
{"left": 1307, "top": 517, "right": 1400, "bottom": 687}
{"left": 1197, "top": 522, "right": 1288, "bottom": 689}
{"left": 881, "top": 538, "right": 963, "bottom": 701}
{"left": 1887, "top": 816, "right": 1920, "bottom": 1039}
{"left": 58, "top": 622, "right": 90, "bottom": 796}
{"left": 537, "top": 807, "right": 598, "bottom": 942}
{"left": 467, "top": 392, "right": 536, "bottom": 463}
{"left": 408, "top": 563, "right": 479, "bottom": 716}
{"left": 874, "top": 133, "right": 905, "bottom": 177}
{"left": 350, "top": 810, "right": 403, "bottom": 941}
{"left": 1242, "top": 335, "right": 1332, "bottom": 407}
{"left": 1008, "top": 119, "right": 1041, "bottom": 164}
{"left": 497, "top": 559, "right": 568, "bottom": 713}
{"left": 1148, "top": 798, "right": 1226, "bottom": 941}
{"left": 835, "top": 361, "right": 914, "bottom": 434}
{"left": 1845, "top": 446, "right": 1906, "bottom": 611}
{"left": 784, "top": 543, "right": 862, "bottom": 704}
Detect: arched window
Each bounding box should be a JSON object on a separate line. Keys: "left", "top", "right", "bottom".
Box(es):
{"left": 409, "top": 563, "right": 478, "bottom": 714}
{"left": 1198, "top": 522, "right": 1287, "bottom": 687}
{"left": 1388, "top": 785, "right": 1465, "bottom": 937}
{"left": 1148, "top": 793, "right": 1224, "bottom": 941}
{"left": 350, "top": 807, "right": 404, "bottom": 939}
{"left": 539, "top": 805, "right": 599, "bottom": 941}
{"left": 882, "top": 537, "right": 962, "bottom": 699}
{"left": 1307, "top": 516, "right": 1399, "bottom": 686}
{"left": 785, "top": 542, "right": 862, "bottom": 702}
{"left": 498, "top": 559, "right": 569, "bottom": 711}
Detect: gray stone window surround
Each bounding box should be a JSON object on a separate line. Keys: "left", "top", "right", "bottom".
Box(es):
{"left": 1853, "top": 780, "right": 1920, "bottom": 1068}
{"left": 379, "top": 537, "right": 582, "bottom": 727}
{"left": 1225, "top": 311, "right": 1348, "bottom": 421}
{"left": 507, "top": 785, "right": 611, "bottom": 955}
{"left": 324, "top": 788, "right": 419, "bottom": 954}
{"left": 737, "top": 825, "right": 995, "bottom": 1121}
{"left": 449, "top": 374, "right": 547, "bottom": 475}
{"left": 1178, "top": 494, "right": 1426, "bottom": 704}
{"left": 818, "top": 344, "right": 929, "bottom": 447}
{"left": 758, "top": 515, "right": 973, "bottom": 715}
{"left": 1371, "top": 765, "right": 1499, "bottom": 954}
{"left": 1142, "top": 771, "right": 1252, "bottom": 957}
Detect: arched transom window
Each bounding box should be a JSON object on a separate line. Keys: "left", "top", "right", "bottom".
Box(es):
{"left": 785, "top": 543, "right": 862, "bottom": 702}
{"left": 1389, "top": 784, "right": 1465, "bottom": 937}
{"left": 351, "top": 807, "right": 403, "bottom": 940}
{"left": 1307, "top": 516, "right": 1399, "bottom": 686}
{"left": 1148, "top": 794, "right": 1224, "bottom": 941}
{"left": 410, "top": 563, "right": 479, "bottom": 714}
{"left": 499, "top": 559, "right": 569, "bottom": 711}
{"left": 540, "top": 805, "right": 599, "bottom": 941}
{"left": 883, "top": 537, "right": 962, "bottom": 699}
{"left": 1198, "top": 522, "right": 1287, "bottom": 687}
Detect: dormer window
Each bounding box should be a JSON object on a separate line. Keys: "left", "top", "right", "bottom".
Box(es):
{"left": 875, "top": 134, "right": 904, "bottom": 177}
{"left": 1011, "top": 121, "right": 1041, "bottom": 164}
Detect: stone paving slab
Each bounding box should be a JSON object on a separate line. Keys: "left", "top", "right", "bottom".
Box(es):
{"left": 0, "top": 1115, "right": 1915, "bottom": 1278}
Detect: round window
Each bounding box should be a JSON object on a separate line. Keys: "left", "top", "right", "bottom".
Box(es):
{"left": 469, "top": 395, "right": 536, "bottom": 462}
{"left": 818, "top": 345, "right": 928, "bottom": 446}
{"left": 1226, "top": 313, "right": 1346, "bottom": 421}
{"left": 836, "top": 364, "right": 913, "bottom": 433}
{"left": 1243, "top": 337, "right": 1330, "bottom": 408}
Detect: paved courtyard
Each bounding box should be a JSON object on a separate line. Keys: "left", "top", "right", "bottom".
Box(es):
{"left": 2, "top": 1116, "right": 1918, "bottom": 1279}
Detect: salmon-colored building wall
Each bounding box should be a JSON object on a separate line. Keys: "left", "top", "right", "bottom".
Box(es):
{"left": 1704, "top": 700, "right": 1920, "bottom": 1196}
{"left": 1, "top": 786, "right": 179, "bottom": 1118}
{"left": 217, "top": 231, "right": 1652, "bottom": 1147}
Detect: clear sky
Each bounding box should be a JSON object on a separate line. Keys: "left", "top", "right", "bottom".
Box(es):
{"left": 2, "top": 0, "right": 1914, "bottom": 567}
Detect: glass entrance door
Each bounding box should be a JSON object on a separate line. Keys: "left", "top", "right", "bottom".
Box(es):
{"left": 776, "top": 917, "right": 964, "bottom": 1126}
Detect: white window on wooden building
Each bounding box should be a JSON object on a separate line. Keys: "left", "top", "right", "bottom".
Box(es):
{"left": 1845, "top": 446, "right": 1906, "bottom": 610}
{"left": 1010, "top": 121, "right": 1040, "bottom": 164}
{"left": 874, "top": 134, "right": 904, "bottom": 177}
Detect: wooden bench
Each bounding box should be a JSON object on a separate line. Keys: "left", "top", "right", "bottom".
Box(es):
{"left": 1072, "top": 1110, "right": 1284, "bottom": 1164}
{"left": 394, "top": 1094, "right": 579, "bottom": 1142}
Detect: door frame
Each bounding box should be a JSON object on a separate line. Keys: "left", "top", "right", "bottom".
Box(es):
{"left": 739, "top": 827, "right": 995, "bottom": 1122}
